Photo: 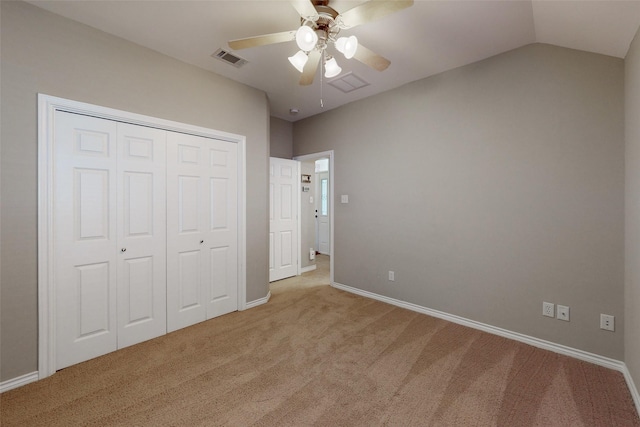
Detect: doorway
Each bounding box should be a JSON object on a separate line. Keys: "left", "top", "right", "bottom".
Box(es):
{"left": 294, "top": 151, "right": 334, "bottom": 285}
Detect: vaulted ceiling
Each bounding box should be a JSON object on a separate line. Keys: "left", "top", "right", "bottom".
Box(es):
{"left": 28, "top": 1, "right": 640, "bottom": 121}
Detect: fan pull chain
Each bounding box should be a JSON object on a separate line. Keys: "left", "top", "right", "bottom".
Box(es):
{"left": 320, "top": 54, "right": 324, "bottom": 108}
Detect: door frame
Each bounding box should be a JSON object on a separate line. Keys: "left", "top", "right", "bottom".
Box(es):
{"left": 293, "top": 150, "right": 334, "bottom": 285}
{"left": 37, "top": 94, "right": 247, "bottom": 379}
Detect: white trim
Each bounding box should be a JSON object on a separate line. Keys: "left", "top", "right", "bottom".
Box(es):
{"left": 237, "top": 135, "right": 247, "bottom": 311}
{"left": 622, "top": 367, "right": 640, "bottom": 416}
{"left": 38, "top": 94, "right": 247, "bottom": 379}
{"left": 244, "top": 291, "right": 271, "bottom": 310}
{"left": 0, "top": 371, "right": 39, "bottom": 393}
{"left": 296, "top": 161, "right": 301, "bottom": 276}
{"left": 301, "top": 265, "right": 317, "bottom": 274}
{"left": 293, "top": 151, "right": 334, "bottom": 285}
{"left": 332, "top": 281, "right": 627, "bottom": 372}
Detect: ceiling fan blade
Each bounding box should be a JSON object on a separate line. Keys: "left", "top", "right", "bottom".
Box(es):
{"left": 300, "top": 50, "right": 321, "bottom": 85}
{"left": 353, "top": 43, "right": 391, "bottom": 71}
{"left": 228, "top": 30, "right": 296, "bottom": 50}
{"left": 339, "top": 0, "right": 413, "bottom": 29}
{"left": 290, "top": 0, "right": 319, "bottom": 21}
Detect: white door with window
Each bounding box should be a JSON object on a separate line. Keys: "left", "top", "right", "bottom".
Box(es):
{"left": 316, "top": 171, "right": 330, "bottom": 255}
{"left": 269, "top": 157, "right": 299, "bottom": 282}
{"left": 166, "top": 132, "right": 238, "bottom": 332}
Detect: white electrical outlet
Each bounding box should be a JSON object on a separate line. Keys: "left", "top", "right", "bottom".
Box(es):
{"left": 543, "top": 302, "right": 554, "bottom": 318}
{"left": 600, "top": 314, "right": 615, "bottom": 331}
{"left": 557, "top": 305, "right": 570, "bottom": 321}
{"left": 388, "top": 271, "right": 395, "bottom": 281}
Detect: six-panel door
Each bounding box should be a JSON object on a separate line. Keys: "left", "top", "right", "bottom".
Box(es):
{"left": 269, "top": 157, "right": 299, "bottom": 282}
{"left": 116, "top": 123, "right": 167, "bottom": 349}
{"left": 166, "top": 132, "right": 238, "bottom": 333}
{"left": 54, "top": 112, "right": 120, "bottom": 370}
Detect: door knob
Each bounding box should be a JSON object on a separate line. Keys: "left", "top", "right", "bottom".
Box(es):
{"left": 121, "top": 248, "right": 127, "bottom": 253}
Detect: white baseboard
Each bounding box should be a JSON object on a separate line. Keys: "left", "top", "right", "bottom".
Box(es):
{"left": 622, "top": 367, "right": 640, "bottom": 415}
{"left": 301, "top": 265, "right": 317, "bottom": 274}
{"left": 244, "top": 291, "right": 271, "bottom": 310}
{"left": 331, "top": 281, "right": 640, "bottom": 414}
{"left": 0, "top": 371, "right": 39, "bottom": 393}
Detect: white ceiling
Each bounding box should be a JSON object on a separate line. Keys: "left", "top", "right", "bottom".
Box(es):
{"left": 27, "top": 0, "right": 640, "bottom": 122}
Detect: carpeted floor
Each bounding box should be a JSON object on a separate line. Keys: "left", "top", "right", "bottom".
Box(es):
{"left": 1, "top": 255, "right": 639, "bottom": 426}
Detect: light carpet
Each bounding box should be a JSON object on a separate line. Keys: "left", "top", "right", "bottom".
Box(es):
{"left": 2, "top": 256, "right": 638, "bottom": 426}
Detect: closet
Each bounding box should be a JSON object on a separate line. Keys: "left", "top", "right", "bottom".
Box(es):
{"left": 53, "top": 110, "right": 238, "bottom": 370}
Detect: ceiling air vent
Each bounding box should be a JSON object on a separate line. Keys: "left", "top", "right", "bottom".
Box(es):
{"left": 328, "top": 72, "right": 370, "bottom": 93}
{"left": 212, "top": 48, "right": 248, "bottom": 68}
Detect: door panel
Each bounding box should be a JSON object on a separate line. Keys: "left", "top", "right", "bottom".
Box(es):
{"left": 209, "top": 246, "right": 229, "bottom": 301}
{"left": 75, "top": 169, "right": 110, "bottom": 240}
{"left": 116, "top": 123, "right": 166, "bottom": 349}
{"left": 76, "top": 262, "right": 111, "bottom": 338}
{"left": 178, "top": 250, "right": 201, "bottom": 310}
{"left": 124, "top": 172, "right": 153, "bottom": 236}
{"left": 121, "top": 256, "right": 154, "bottom": 325}
{"left": 269, "top": 158, "right": 299, "bottom": 282}
{"left": 167, "top": 136, "right": 208, "bottom": 332}
{"left": 205, "top": 141, "right": 238, "bottom": 318}
{"left": 280, "top": 231, "right": 293, "bottom": 266}
{"left": 178, "top": 176, "right": 200, "bottom": 233}
{"left": 55, "top": 112, "right": 118, "bottom": 370}
{"left": 167, "top": 133, "right": 238, "bottom": 332}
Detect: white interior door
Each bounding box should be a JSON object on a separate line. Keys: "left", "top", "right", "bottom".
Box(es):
{"left": 116, "top": 123, "right": 167, "bottom": 349}
{"left": 167, "top": 132, "right": 238, "bottom": 332}
{"left": 54, "top": 112, "right": 118, "bottom": 370}
{"left": 42, "top": 95, "right": 246, "bottom": 376}
{"left": 317, "top": 171, "right": 330, "bottom": 255}
{"left": 54, "top": 113, "right": 169, "bottom": 369}
{"left": 270, "top": 157, "right": 299, "bottom": 282}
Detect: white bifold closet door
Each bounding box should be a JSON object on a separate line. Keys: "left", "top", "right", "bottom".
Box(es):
{"left": 166, "top": 132, "right": 238, "bottom": 333}
{"left": 54, "top": 112, "right": 167, "bottom": 370}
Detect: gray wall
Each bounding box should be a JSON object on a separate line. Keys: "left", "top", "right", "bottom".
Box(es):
{"left": 1, "top": 1, "right": 270, "bottom": 381}
{"left": 300, "top": 161, "right": 317, "bottom": 269}
{"left": 625, "top": 26, "right": 640, "bottom": 397}
{"left": 294, "top": 43, "right": 625, "bottom": 359}
{"left": 270, "top": 117, "right": 293, "bottom": 159}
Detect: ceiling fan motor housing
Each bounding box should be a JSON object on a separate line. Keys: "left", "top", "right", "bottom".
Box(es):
{"left": 303, "top": 5, "right": 341, "bottom": 48}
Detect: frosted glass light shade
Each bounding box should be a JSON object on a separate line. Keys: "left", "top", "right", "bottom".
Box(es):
{"left": 335, "top": 36, "right": 358, "bottom": 59}
{"left": 324, "top": 57, "right": 341, "bottom": 78}
{"left": 288, "top": 50, "right": 308, "bottom": 73}
{"left": 295, "top": 25, "right": 318, "bottom": 51}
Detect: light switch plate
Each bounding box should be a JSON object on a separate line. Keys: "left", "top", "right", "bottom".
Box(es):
{"left": 341, "top": 195, "right": 349, "bottom": 203}
{"left": 600, "top": 314, "right": 615, "bottom": 331}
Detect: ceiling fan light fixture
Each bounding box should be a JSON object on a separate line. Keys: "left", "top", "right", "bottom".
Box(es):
{"left": 335, "top": 35, "right": 358, "bottom": 59}
{"left": 295, "top": 25, "right": 318, "bottom": 51}
{"left": 288, "top": 50, "right": 308, "bottom": 73}
{"left": 324, "top": 57, "right": 342, "bottom": 78}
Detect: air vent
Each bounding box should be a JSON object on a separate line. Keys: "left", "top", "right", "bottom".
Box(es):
{"left": 328, "top": 72, "right": 369, "bottom": 93}
{"left": 212, "top": 48, "right": 248, "bottom": 68}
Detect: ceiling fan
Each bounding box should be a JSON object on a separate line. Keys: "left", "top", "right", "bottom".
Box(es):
{"left": 228, "top": 0, "right": 414, "bottom": 85}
